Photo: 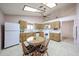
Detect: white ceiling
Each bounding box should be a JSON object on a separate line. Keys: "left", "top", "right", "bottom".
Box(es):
{"left": 0, "top": 3, "right": 76, "bottom": 16}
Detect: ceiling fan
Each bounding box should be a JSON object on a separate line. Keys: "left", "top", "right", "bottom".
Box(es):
{"left": 39, "top": 5, "right": 49, "bottom": 18}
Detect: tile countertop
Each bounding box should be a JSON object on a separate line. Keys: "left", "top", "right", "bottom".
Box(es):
{"left": 43, "top": 29, "right": 61, "bottom": 33}
{"left": 24, "top": 29, "right": 43, "bottom": 33}
{"left": 23, "top": 29, "right": 61, "bottom": 33}
{"left": 49, "top": 30, "right": 61, "bottom": 33}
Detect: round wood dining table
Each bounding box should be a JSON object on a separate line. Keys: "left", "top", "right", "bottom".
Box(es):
{"left": 26, "top": 36, "right": 45, "bottom": 46}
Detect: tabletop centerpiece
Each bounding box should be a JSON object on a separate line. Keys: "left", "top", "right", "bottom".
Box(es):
{"left": 34, "top": 32, "right": 39, "bottom": 40}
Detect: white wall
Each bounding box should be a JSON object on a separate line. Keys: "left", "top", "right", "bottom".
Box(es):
{"left": 0, "top": 10, "right": 4, "bottom": 50}
{"left": 43, "top": 4, "right": 76, "bottom": 42}
{"left": 62, "top": 21, "right": 74, "bottom": 39}
{"left": 44, "top": 4, "right": 76, "bottom": 21}
{"left": 75, "top": 4, "right": 79, "bottom": 45}
{"left": 4, "top": 15, "right": 44, "bottom": 23}
{"left": 43, "top": 15, "right": 75, "bottom": 23}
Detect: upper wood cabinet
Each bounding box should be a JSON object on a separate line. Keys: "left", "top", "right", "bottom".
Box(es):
{"left": 19, "top": 20, "right": 27, "bottom": 31}
{"left": 50, "top": 21, "right": 60, "bottom": 30}
{"left": 44, "top": 23, "right": 50, "bottom": 29}
{"left": 34, "top": 24, "right": 44, "bottom": 29}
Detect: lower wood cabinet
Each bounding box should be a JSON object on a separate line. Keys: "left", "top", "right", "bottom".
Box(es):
{"left": 20, "top": 32, "right": 44, "bottom": 43}
{"left": 20, "top": 32, "right": 35, "bottom": 42}
{"left": 49, "top": 33, "right": 61, "bottom": 42}
{"left": 20, "top": 33, "right": 27, "bottom": 42}
{"left": 39, "top": 32, "right": 44, "bottom": 37}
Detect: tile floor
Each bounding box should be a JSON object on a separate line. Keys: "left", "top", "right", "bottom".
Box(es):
{"left": 0, "top": 39, "right": 79, "bottom": 56}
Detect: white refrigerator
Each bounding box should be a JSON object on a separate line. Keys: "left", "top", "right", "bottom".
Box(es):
{"left": 4, "top": 22, "right": 20, "bottom": 48}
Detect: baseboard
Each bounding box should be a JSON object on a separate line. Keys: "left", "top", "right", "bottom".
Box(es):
{"left": 2, "top": 43, "right": 19, "bottom": 50}
{"left": 62, "top": 37, "right": 74, "bottom": 39}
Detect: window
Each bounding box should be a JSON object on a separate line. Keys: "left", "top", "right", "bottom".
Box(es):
{"left": 44, "top": 24, "right": 50, "bottom": 29}
{"left": 27, "top": 24, "right": 34, "bottom": 30}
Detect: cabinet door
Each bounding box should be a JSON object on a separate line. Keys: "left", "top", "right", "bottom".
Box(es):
{"left": 19, "top": 20, "right": 27, "bottom": 29}
{"left": 35, "top": 24, "right": 44, "bottom": 29}
{"left": 20, "top": 32, "right": 35, "bottom": 42}
{"left": 49, "top": 33, "right": 55, "bottom": 40}
{"left": 49, "top": 33, "right": 61, "bottom": 42}
{"left": 54, "top": 33, "right": 60, "bottom": 42}
{"left": 39, "top": 32, "right": 44, "bottom": 37}
{"left": 51, "top": 21, "right": 60, "bottom": 30}
{"left": 20, "top": 33, "right": 27, "bottom": 42}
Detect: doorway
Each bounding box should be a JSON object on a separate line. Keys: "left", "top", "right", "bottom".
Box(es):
{"left": 61, "top": 20, "right": 74, "bottom": 44}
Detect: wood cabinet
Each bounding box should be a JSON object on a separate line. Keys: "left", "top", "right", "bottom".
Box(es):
{"left": 39, "top": 32, "right": 44, "bottom": 37}
{"left": 35, "top": 24, "right": 44, "bottom": 29}
{"left": 26, "top": 32, "right": 35, "bottom": 38}
{"left": 20, "top": 33, "right": 27, "bottom": 42}
{"left": 49, "top": 33, "right": 61, "bottom": 42}
{"left": 51, "top": 21, "right": 60, "bottom": 30}
{"left": 19, "top": 20, "right": 27, "bottom": 30}
{"left": 20, "top": 32, "right": 35, "bottom": 42}
{"left": 35, "top": 32, "right": 44, "bottom": 37}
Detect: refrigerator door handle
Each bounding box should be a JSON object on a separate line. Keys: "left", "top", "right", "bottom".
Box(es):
{"left": 76, "top": 26, "right": 77, "bottom": 40}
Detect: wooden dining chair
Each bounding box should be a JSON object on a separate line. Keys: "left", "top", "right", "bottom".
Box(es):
{"left": 36, "top": 39, "right": 50, "bottom": 56}
{"left": 20, "top": 33, "right": 36, "bottom": 56}
{"left": 22, "top": 42, "right": 36, "bottom": 56}
{"left": 21, "top": 42, "right": 30, "bottom": 56}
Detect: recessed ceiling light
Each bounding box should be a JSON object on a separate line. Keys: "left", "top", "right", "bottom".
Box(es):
{"left": 24, "top": 5, "right": 41, "bottom": 12}
{"left": 44, "top": 3, "right": 56, "bottom": 8}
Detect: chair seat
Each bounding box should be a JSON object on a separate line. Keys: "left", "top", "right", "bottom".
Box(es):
{"left": 37, "top": 45, "right": 47, "bottom": 53}
{"left": 26, "top": 45, "right": 36, "bottom": 53}
{"left": 24, "top": 51, "right": 29, "bottom": 55}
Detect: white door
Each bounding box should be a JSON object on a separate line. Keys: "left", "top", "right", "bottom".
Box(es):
{"left": 5, "top": 23, "right": 20, "bottom": 31}
{"left": 5, "top": 31, "right": 19, "bottom": 48}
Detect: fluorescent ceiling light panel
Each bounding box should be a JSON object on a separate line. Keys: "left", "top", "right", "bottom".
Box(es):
{"left": 44, "top": 3, "right": 56, "bottom": 8}
{"left": 24, "top": 6, "right": 41, "bottom": 12}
